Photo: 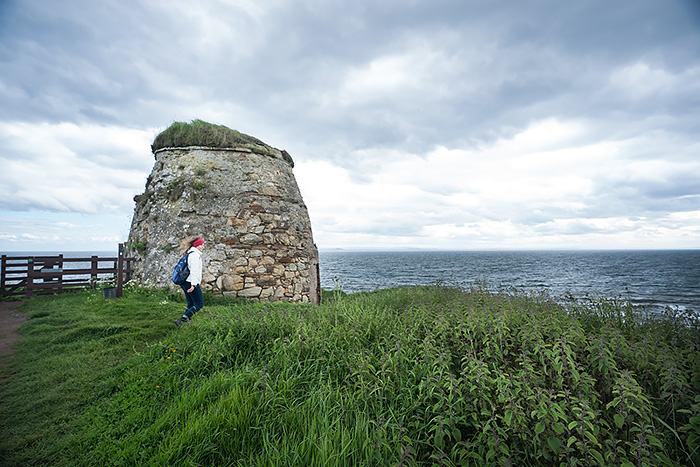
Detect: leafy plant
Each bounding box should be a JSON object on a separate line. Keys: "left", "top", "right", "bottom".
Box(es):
{"left": 0, "top": 285, "right": 697, "bottom": 466}
{"left": 131, "top": 242, "right": 146, "bottom": 253}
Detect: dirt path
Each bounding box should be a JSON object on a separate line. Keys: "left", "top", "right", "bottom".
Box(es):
{"left": 0, "top": 300, "right": 26, "bottom": 365}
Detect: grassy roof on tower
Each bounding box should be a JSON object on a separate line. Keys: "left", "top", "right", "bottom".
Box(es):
{"left": 151, "top": 120, "right": 270, "bottom": 153}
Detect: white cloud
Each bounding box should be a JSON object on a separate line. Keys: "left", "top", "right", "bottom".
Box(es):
{"left": 610, "top": 62, "right": 675, "bottom": 98}
{"left": 0, "top": 122, "right": 153, "bottom": 213}
{"left": 608, "top": 62, "right": 700, "bottom": 102}
{"left": 296, "top": 117, "right": 700, "bottom": 249}
{"left": 337, "top": 38, "right": 464, "bottom": 106}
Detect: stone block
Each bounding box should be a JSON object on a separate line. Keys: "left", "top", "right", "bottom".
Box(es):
{"left": 203, "top": 272, "right": 216, "bottom": 283}
{"left": 241, "top": 233, "right": 262, "bottom": 244}
{"left": 261, "top": 185, "right": 281, "bottom": 197}
{"left": 227, "top": 218, "right": 247, "bottom": 227}
{"left": 221, "top": 274, "right": 244, "bottom": 291}
{"left": 240, "top": 286, "right": 262, "bottom": 298}
{"left": 246, "top": 216, "right": 262, "bottom": 227}
{"left": 260, "top": 275, "right": 276, "bottom": 286}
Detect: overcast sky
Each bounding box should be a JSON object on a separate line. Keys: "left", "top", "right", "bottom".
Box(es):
{"left": 1, "top": 0, "right": 699, "bottom": 252}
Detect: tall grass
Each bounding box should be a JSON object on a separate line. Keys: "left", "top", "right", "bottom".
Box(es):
{"left": 151, "top": 120, "right": 269, "bottom": 153}
{"left": 1, "top": 284, "right": 698, "bottom": 466}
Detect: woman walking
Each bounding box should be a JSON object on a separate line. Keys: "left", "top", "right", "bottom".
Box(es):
{"left": 175, "top": 237, "right": 205, "bottom": 326}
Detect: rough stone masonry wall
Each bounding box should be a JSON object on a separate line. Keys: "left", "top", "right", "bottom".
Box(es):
{"left": 126, "top": 146, "right": 320, "bottom": 304}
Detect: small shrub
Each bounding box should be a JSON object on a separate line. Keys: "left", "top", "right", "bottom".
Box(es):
{"left": 133, "top": 190, "right": 154, "bottom": 205}
{"left": 166, "top": 180, "right": 185, "bottom": 201}
{"left": 131, "top": 242, "right": 146, "bottom": 253}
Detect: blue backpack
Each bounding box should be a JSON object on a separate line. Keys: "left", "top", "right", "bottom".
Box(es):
{"left": 171, "top": 252, "right": 192, "bottom": 285}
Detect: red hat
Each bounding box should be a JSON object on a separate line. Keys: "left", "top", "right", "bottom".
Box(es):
{"left": 192, "top": 237, "right": 204, "bottom": 247}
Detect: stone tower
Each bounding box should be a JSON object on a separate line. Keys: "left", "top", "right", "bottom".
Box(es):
{"left": 126, "top": 120, "right": 320, "bottom": 304}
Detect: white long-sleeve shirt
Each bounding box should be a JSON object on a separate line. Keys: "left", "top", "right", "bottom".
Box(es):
{"left": 186, "top": 247, "right": 203, "bottom": 286}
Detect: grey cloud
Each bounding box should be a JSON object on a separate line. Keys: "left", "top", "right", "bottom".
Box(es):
{"left": 2, "top": 0, "right": 699, "bottom": 249}
{"left": 321, "top": 213, "right": 426, "bottom": 238}
{"left": 279, "top": 0, "right": 700, "bottom": 167}
{"left": 641, "top": 175, "right": 700, "bottom": 202}
{"left": 0, "top": 1, "right": 233, "bottom": 125}
{"left": 511, "top": 210, "right": 555, "bottom": 227}
{"left": 533, "top": 221, "right": 605, "bottom": 237}
{"left": 588, "top": 171, "right": 700, "bottom": 219}
{"left": 3, "top": 0, "right": 698, "bottom": 147}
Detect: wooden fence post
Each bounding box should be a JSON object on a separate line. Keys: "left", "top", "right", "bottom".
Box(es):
{"left": 27, "top": 258, "right": 34, "bottom": 299}
{"left": 0, "top": 255, "right": 6, "bottom": 296}
{"left": 316, "top": 261, "right": 321, "bottom": 304}
{"left": 57, "top": 254, "right": 64, "bottom": 294}
{"left": 117, "top": 243, "right": 124, "bottom": 298}
{"left": 90, "top": 255, "right": 98, "bottom": 287}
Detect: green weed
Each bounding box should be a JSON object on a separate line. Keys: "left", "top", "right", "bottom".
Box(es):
{"left": 0, "top": 285, "right": 698, "bottom": 466}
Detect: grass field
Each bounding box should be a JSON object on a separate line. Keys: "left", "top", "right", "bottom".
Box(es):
{"left": 0, "top": 283, "right": 698, "bottom": 466}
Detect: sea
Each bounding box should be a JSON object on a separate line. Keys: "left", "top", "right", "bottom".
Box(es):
{"left": 3, "top": 249, "right": 699, "bottom": 314}
{"left": 319, "top": 250, "right": 700, "bottom": 314}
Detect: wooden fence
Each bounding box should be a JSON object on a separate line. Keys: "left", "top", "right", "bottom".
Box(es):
{"left": 1, "top": 244, "right": 134, "bottom": 298}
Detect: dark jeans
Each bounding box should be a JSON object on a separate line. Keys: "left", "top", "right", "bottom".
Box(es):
{"left": 180, "top": 282, "right": 204, "bottom": 319}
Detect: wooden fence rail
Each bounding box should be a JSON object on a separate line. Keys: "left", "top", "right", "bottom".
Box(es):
{"left": 1, "top": 244, "right": 133, "bottom": 298}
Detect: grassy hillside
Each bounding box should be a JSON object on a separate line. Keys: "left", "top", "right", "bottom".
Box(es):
{"left": 0, "top": 284, "right": 698, "bottom": 466}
